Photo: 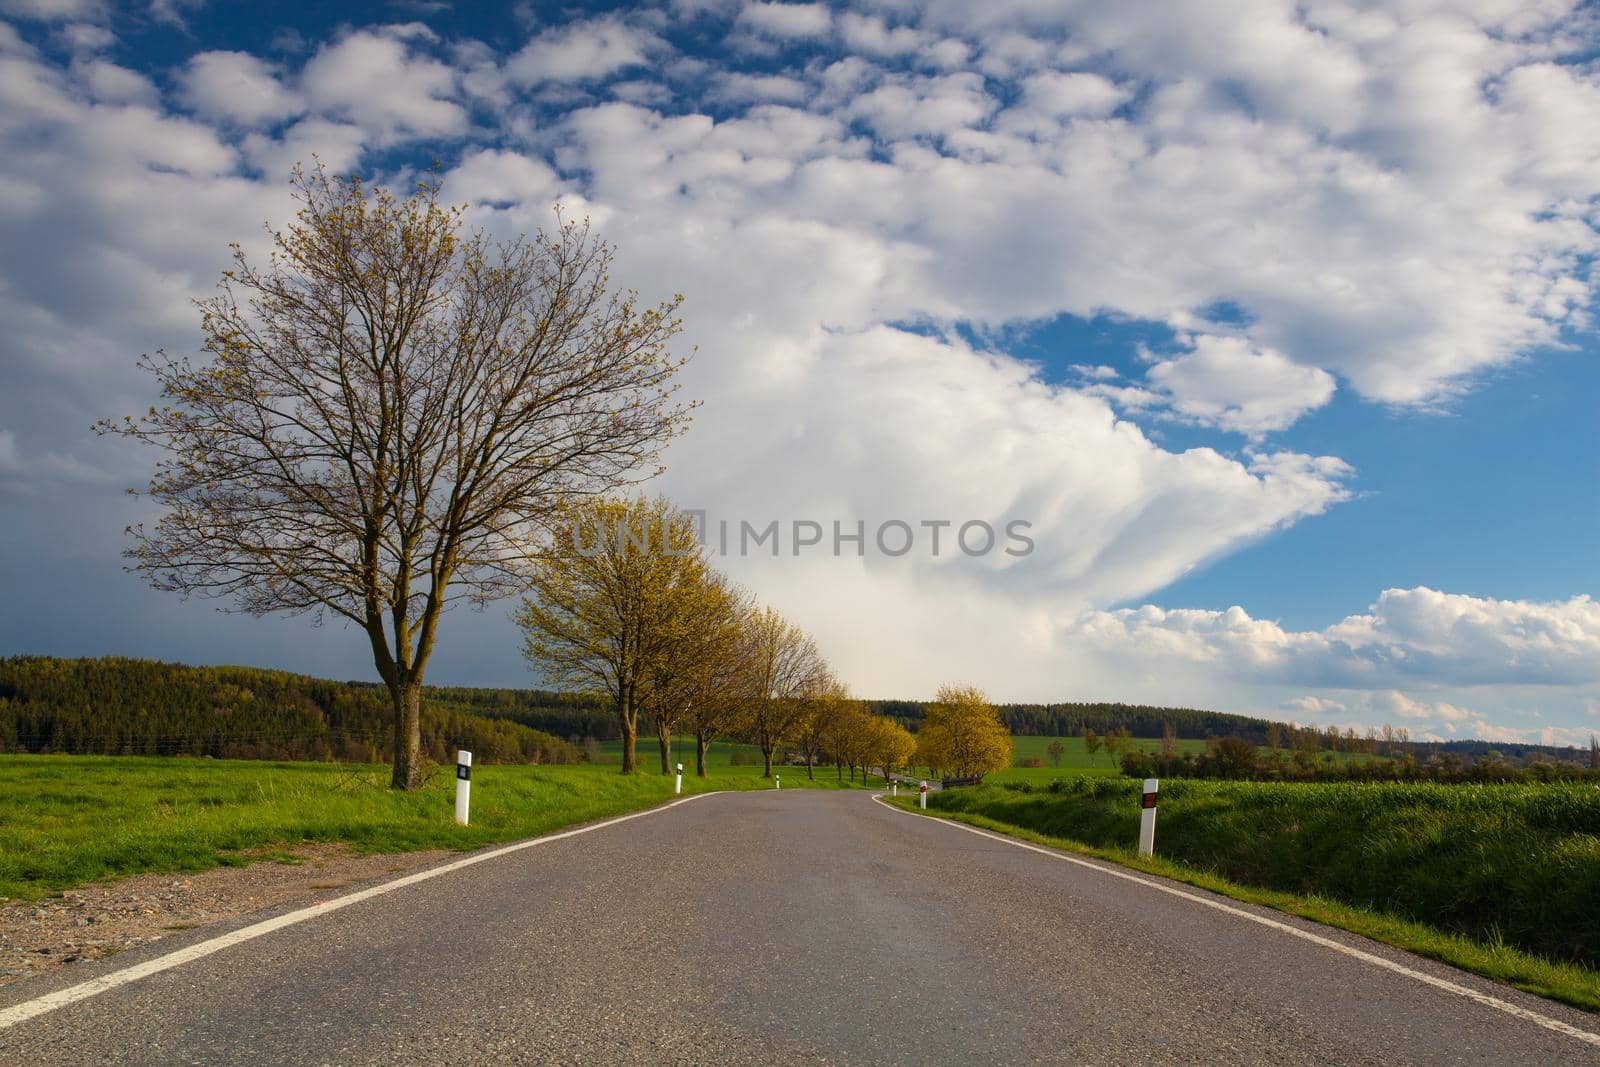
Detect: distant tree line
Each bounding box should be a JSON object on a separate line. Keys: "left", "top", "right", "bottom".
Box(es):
{"left": 1118, "top": 734, "right": 1600, "bottom": 783}
{"left": 866, "top": 699, "right": 1283, "bottom": 743}
{"left": 0, "top": 657, "right": 578, "bottom": 766}
{"left": 420, "top": 686, "right": 616, "bottom": 742}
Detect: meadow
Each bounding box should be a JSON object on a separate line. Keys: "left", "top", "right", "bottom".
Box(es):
{"left": 915, "top": 777, "right": 1600, "bottom": 1001}
{"left": 0, "top": 753, "right": 855, "bottom": 901}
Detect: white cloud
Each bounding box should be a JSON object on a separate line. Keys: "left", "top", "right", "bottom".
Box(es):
{"left": 181, "top": 51, "right": 303, "bottom": 126}
{"left": 506, "top": 16, "right": 662, "bottom": 85}
{"left": 300, "top": 28, "right": 466, "bottom": 143}
{"left": 241, "top": 116, "right": 366, "bottom": 178}
{"left": 802, "top": 1, "right": 1600, "bottom": 416}
{"left": 148, "top": 0, "right": 202, "bottom": 30}
{"left": 1282, "top": 695, "right": 1348, "bottom": 716}
{"left": 1145, "top": 336, "right": 1337, "bottom": 434}
{"left": 837, "top": 13, "right": 928, "bottom": 57}
{"left": 1019, "top": 70, "right": 1130, "bottom": 117}
{"left": 1065, "top": 589, "right": 1600, "bottom": 691}
{"left": 1069, "top": 364, "right": 1119, "bottom": 381}
{"left": 708, "top": 72, "right": 811, "bottom": 106}
{"left": 0, "top": 0, "right": 104, "bottom": 20}
{"left": 78, "top": 59, "right": 158, "bottom": 105}
{"left": 734, "top": 1, "right": 832, "bottom": 40}
{"left": 847, "top": 72, "right": 996, "bottom": 139}
{"left": 0, "top": 2, "right": 1597, "bottom": 743}
{"left": 447, "top": 147, "right": 561, "bottom": 210}
{"left": 55, "top": 21, "right": 111, "bottom": 52}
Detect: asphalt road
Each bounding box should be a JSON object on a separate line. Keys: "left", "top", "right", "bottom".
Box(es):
{"left": 2, "top": 789, "right": 1598, "bottom": 1065}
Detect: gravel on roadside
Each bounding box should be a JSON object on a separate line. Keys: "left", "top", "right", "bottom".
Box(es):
{"left": 0, "top": 844, "right": 453, "bottom": 986}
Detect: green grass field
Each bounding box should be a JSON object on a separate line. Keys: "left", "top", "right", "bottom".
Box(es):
{"left": 596, "top": 737, "right": 877, "bottom": 784}
{"left": 0, "top": 753, "right": 859, "bottom": 902}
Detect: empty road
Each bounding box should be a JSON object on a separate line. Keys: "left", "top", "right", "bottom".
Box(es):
{"left": 2, "top": 789, "right": 1597, "bottom": 1065}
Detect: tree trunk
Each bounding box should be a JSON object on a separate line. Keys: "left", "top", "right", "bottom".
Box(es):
{"left": 835, "top": 759, "right": 842, "bottom": 781}
{"left": 807, "top": 755, "right": 814, "bottom": 780}
{"left": 762, "top": 746, "right": 774, "bottom": 777}
{"left": 389, "top": 680, "right": 423, "bottom": 791}
{"left": 656, "top": 721, "right": 672, "bottom": 775}
{"left": 620, "top": 716, "right": 637, "bottom": 774}
{"left": 696, "top": 732, "right": 709, "bottom": 777}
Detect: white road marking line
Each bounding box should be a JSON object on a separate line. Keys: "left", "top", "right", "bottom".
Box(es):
{"left": 0, "top": 791, "right": 722, "bottom": 1031}
{"left": 874, "top": 794, "right": 1600, "bottom": 1049}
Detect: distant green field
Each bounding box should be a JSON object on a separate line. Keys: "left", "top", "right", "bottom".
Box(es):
{"left": 0, "top": 753, "right": 858, "bottom": 901}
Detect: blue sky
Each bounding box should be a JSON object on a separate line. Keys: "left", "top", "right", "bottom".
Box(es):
{"left": 0, "top": 0, "right": 1597, "bottom": 746}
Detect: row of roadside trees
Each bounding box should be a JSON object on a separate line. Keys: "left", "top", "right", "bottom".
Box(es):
{"left": 515, "top": 495, "right": 925, "bottom": 780}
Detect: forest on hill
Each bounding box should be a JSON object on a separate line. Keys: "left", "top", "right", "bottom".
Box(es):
{"left": 0, "top": 657, "right": 578, "bottom": 765}
{"left": 867, "top": 698, "right": 1280, "bottom": 743}
{"left": 2, "top": 656, "right": 1586, "bottom": 768}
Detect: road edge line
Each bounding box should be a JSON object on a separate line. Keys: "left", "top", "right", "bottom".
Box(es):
{"left": 0, "top": 790, "right": 724, "bottom": 1031}
{"left": 872, "top": 794, "right": 1600, "bottom": 1049}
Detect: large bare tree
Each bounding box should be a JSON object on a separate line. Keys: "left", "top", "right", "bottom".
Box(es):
{"left": 98, "top": 166, "right": 691, "bottom": 789}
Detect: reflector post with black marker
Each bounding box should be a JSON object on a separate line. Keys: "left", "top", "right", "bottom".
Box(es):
{"left": 1138, "top": 777, "right": 1158, "bottom": 857}
{"left": 455, "top": 750, "right": 472, "bottom": 826}
{"left": 675, "top": 762, "right": 683, "bottom": 795}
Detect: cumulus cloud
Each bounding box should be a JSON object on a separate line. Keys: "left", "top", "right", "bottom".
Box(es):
{"left": 300, "top": 27, "right": 466, "bottom": 143}
{"left": 708, "top": 72, "right": 811, "bottom": 106}
{"left": 77, "top": 59, "right": 158, "bottom": 105}
{"left": 181, "top": 51, "right": 302, "bottom": 126}
{"left": 1018, "top": 70, "right": 1130, "bottom": 117}
{"left": 837, "top": 12, "right": 928, "bottom": 57}
{"left": 1065, "top": 589, "right": 1600, "bottom": 690}
{"left": 506, "top": 16, "right": 663, "bottom": 84}
{"left": 0, "top": 1, "right": 1597, "bottom": 743}
{"left": 1145, "top": 336, "right": 1338, "bottom": 434}
{"left": 734, "top": 1, "right": 832, "bottom": 40}
{"left": 846, "top": 72, "right": 996, "bottom": 139}
{"left": 0, "top": 0, "right": 104, "bottom": 20}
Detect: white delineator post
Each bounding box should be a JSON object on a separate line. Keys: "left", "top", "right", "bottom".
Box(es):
{"left": 891, "top": 780, "right": 897, "bottom": 797}
{"left": 918, "top": 780, "right": 927, "bottom": 810}
{"left": 675, "top": 762, "right": 683, "bottom": 795}
{"left": 1138, "top": 777, "right": 1159, "bottom": 857}
{"left": 775, "top": 774, "right": 781, "bottom": 790}
{"left": 455, "top": 750, "right": 473, "bottom": 826}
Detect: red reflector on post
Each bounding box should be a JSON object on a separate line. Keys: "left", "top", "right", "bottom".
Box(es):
{"left": 1141, "top": 792, "right": 1157, "bottom": 809}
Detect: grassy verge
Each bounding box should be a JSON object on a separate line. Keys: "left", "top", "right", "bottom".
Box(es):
{"left": 0, "top": 754, "right": 859, "bottom": 901}
{"left": 884, "top": 789, "right": 1600, "bottom": 1013}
